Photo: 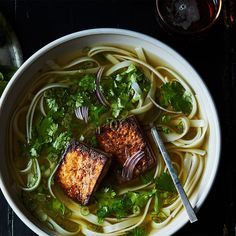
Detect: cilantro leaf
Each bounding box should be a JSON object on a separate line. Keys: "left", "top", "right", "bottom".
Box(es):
{"left": 96, "top": 206, "right": 110, "bottom": 223}
{"left": 96, "top": 197, "right": 132, "bottom": 221}
{"left": 89, "top": 104, "right": 107, "bottom": 125}
{"left": 75, "top": 93, "right": 85, "bottom": 107}
{"left": 111, "top": 97, "right": 124, "bottom": 118}
{"left": 126, "top": 190, "right": 156, "bottom": 208}
{"left": 100, "top": 64, "right": 150, "bottom": 119}
{"left": 139, "top": 170, "right": 154, "bottom": 184}
{"left": 28, "top": 138, "right": 42, "bottom": 158}
{"left": 53, "top": 131, "right": 71, "bottom": 151}
{"left": 156, "top": 172, "right": 176, "bottom": 192}
{"left": 37, "top": 117, "right": 56, "bottom": 143}
{"left": 176, "top": 120, "right": 184, "bottom": 133}
{"left": 79, "top": 74, "right": 96, "bottom": 92}
{"left": 94, "top": 187, "right": 117, "bottom": 205}
{"left": 161, "top": 126, "right": 170, "bottom": 134}
{"left": 50, "top": 198, "right": 66, "bottom": 216}
{"left": 122, "top": 64, "right": 137, "bottom": 75}
{"left": 95, "top": 188, "right": 155, "bottom": 222}
{"left": 126, "top": 226, "right": 147, "bottom": 236}
{"left": 159, "top": 81, "right": 192, "bottom": 115}
{"left": 89, "top": 136, "right": 98, "bottom": 148}
{"left": 46, "top": 98, "right": 59, "bottom": 113}
{"left": 160, "top": 115, "right": 171, "bottom": 124}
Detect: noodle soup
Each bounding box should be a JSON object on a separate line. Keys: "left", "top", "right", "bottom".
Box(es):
{"left": 9, "top": 44, "right": 208, "bottom": 235}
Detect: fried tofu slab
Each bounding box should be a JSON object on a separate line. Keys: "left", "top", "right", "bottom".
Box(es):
{"left": 56, "top": 141, "right": 111, "bottom": 205}
{"left": 96, "top": 116, "right": 156, "bottom": 182}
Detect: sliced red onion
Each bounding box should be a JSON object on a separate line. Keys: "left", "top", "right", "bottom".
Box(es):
{"left": 75, "top": 106, "right": 88, "bottom": 123}
{"left": 122, "top": 150, "right": 145, "bottom": 181}
{"left": 96, "top": 66, "right": 110, "bottom": 107}
{"left": 123, "top": 150, "right": 144, "bottom": 171}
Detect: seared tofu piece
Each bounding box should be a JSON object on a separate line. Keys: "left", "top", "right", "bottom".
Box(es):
{"left": 56, "top": 141, "right": 111, "bottom": 205}
{"left": 96, "top": 116, "right": 156, "bottom": 181}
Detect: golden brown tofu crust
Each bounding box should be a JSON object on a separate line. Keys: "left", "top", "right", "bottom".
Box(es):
{"left": 56, "top": 141, "right": 111, "bottom": 205}
{"left": 96, "top": 116, "right": 156, "bottom": 181}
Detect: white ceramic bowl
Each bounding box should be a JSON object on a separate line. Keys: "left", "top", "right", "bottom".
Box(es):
{"left": 0, "top": 28, "right": 221, "bottom": 236}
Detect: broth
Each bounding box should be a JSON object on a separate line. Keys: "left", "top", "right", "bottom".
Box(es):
{"left": 9, "top": 45, "right": 208, "bottom": 235}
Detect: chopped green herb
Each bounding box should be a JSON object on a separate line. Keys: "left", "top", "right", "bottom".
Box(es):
{"left": 127, "top": 226, "right": 147, "bottom": 236}
{"left": 51, "top": 198, "right": 66, "bottom": 215}
{"left": 53, "top": 131, "right": 71, "bottom": 151}
{"left": 161, "top": 126, "right": 170, "bottom": 134}
{"left": 89, "top": 104, "right": 107, "bottom": 125}
{"left": 28, "top": 139, "right": 41, "bottom": 158}
{"left": 100, "top": 64, "right": 150, "bottom": 118}
{"left": 160, "top": 115, "right": 171, "bottom": 124}
{"left": 111, "top": 97, "right": 124, "bottom": 118}
{"left": 78, "top": 74, "right": 96, "bottom": 92}
{"left": 126, "top": 189, "right": 156, "bottom": 208}
{"left": 30, "top": 147, "right": 38, "bottom": 158}
{"left": 159, "top": 81, "right": 192, "bottom": 114}
{"left": 95, "top": 174, "right": 175, "bottom": 223}
{"left": 75, "top": 93, "right": 85, "bottom": 107}
{"left": 156, "top": 172, "right": 176, "bottom": 192}
{"left": 122, "top": 63, "right": 137, "bottom": 74}
{"left": 176, "top": 120, "right": 184, "bottom": 133}
{"left": 90, "top": 136, "right": 98, "bottom": 148}
{"left": 132, "top": 205, "right": 141, "bottom": 215}
{"left": 139, "top": 170, "right": 154, "bottom": 184}
{"left": 95, "top": 187, "right": 133, "bottom": 222}
{"left": 37, "top": 117, "right": 57, "bottom": 143}
{"left": 96, "top": 206, "right": 109, "bottom": 223}
{"left": 95, "top": 187, "right": 155, "bottom": 222}
{"left": 61, "top": 113, "right": 73, "bottom": 129}
{"left": 46, "top": 98, "right": 59, "bottom": 113}
{"left": 150, "top": 173, "right": 177, "bottom": 220}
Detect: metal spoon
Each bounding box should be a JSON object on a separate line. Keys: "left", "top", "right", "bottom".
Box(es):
{"left": 151, "top": 125, "right": 198, "bottom": 223}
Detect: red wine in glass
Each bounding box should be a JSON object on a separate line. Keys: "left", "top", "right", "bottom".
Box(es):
{"left": 156, "top": 0, "right": 222, "bottom": 34}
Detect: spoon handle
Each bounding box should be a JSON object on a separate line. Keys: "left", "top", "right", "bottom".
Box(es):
{"left": 151, "top": 126, "right": 198, "bottom": 223}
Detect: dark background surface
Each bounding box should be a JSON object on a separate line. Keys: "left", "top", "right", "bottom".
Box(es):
{"left": 0, "top": 0, "right": 235, "bottom": 235}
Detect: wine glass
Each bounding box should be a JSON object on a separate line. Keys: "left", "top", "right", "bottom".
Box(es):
{"left": 155, "top": 0, "right": 222, "bottom": 35}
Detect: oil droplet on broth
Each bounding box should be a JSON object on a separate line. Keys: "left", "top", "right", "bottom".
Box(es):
{"left": 158, "top": 0, "right": 217, "bottom": 32}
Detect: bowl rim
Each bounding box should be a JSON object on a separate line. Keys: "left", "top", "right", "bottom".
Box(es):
{"left": 0, "top": 28, "right": 221, "bottom": 236}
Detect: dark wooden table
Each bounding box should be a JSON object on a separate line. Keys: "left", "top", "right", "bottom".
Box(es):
{"left": 0, "top": 0, "right": 235, "bottom": 235}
